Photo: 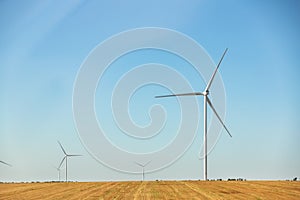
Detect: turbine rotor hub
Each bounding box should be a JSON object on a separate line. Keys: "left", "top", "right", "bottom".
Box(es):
{"left": 203, "top": 90, "right": 209, "bottom": 96}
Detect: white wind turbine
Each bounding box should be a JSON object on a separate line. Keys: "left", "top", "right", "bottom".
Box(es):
{"left": 155, "top": 48, "right": 232, "bottom": 181}
{"left": 55, "top": 166, "right": 61, "bottom": 182}
{"left": 135, "top": 160, "right": 151, "bottom": 181}
{"left": 58, "top": 141, "right": 82, "bottom": 182}
{"left": 51, "top": 164, "right": 64, "bottom": 182}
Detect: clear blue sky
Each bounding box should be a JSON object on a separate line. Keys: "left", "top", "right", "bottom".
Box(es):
{"left": 0, "top": 0, "right": 299, "bottom": 182}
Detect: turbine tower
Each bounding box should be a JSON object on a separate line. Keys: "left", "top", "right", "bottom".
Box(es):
{"left": 55, "top": 166, "right": 61, "bottom": 182}
{"left": 52, "top": 164, "right": 63, "bottom": 182}
{"left": 155, "top": 48, "right": 232, "bottom": 181}
{"left": 57, "top": 141, "right": 82, "bottom": 182}
{"left": 0, "top": 160, "right": 12, "bottom": 167}
{"left": 135, "top": 160, "right": 151, "bottom": 181}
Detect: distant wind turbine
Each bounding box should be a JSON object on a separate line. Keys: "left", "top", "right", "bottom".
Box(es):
{"left": 156, "top": 48, "right": 232, "bottom": 181}
{"left": 51, "top": 164, "right": 64, "bottom": 182}
{"left": 55, "top": 166, "right": 61, "bottom": 181}
{"left": 135, "top": 160, "right": 151, "bottom": 181}
{"left": 57, "top": 141, "right": 82, "bottom": 182}
{"left": 0, "top": 160, "right": 12, "bottom": 167}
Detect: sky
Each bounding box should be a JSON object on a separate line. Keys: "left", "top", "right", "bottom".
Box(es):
{"left": 0, "top": 0, "right": 300, "bottom": 182}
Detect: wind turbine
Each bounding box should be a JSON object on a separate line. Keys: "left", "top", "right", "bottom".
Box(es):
{"left": 135, "top": 160, "right": 151, "bottom": 181}
{"left": 155, "top": 48, "right": 232, "bottom": 181}
{"left": 51, "top": 164, "right": 63, "bottom": 182}
{"left": 0, "top": 160, "right": 12, "bottom": 167}
{"left": 57, "top": 141, "right": 82, "bottom": 182}
{"left": 55, "top": 166, "right": 61, "bottom": 182}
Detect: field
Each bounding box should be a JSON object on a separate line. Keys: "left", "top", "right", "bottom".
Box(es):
{"left": 0, "top": 181, "right": 299, "bottom": 200}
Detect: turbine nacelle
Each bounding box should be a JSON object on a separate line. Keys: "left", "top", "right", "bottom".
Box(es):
{"left": 203, "top": 90, "right": 209, "bottom": 96}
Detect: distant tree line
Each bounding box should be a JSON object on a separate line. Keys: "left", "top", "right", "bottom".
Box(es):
{"left": 227, "top": 178, "right": 246, "bottom": 181}
{"left": 205, "top": 178, "right": 246, "bottom": 181}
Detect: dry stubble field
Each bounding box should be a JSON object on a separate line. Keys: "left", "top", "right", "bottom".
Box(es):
{"left": 0, "top": 181, "right": 299, "bottom": 200}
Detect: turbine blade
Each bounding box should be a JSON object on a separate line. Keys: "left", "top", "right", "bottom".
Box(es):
{"left": 144, "top": 160, "right": 152, "bottom": 167}
{"left": 68, "top": 154, "right": 82, "bottom": 157}
{"left": 207, "top": 97, "right": 232, "bottom": 137}
{"left": 135, "top": 160, "right": 151, "bottom": 167}
{"left": 52, "top": 164, "right": 65, "bottom": 171}
{"left": 205, "top": 48, "right": 228, "bottom": 92}
{"left": 58, "top": 156, "right": 66, "bottom": 169}
{"left": 134, "top": 162, "right": 144, "bottom": 167}
{"left": 51, "top": 164, "right": 59, "bottom": 170}
{"left": 155, "top": 92, "right": 203, "bottom": 98}
{"left": 57, "top": 141, "right": 67, "bottom": 155}
{"left": 0, "top": 160, "right": 12, "bottom": 167}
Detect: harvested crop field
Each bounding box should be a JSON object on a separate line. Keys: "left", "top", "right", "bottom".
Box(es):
{"left": 0, "top": 181, "right": 299, "bottom": 200}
